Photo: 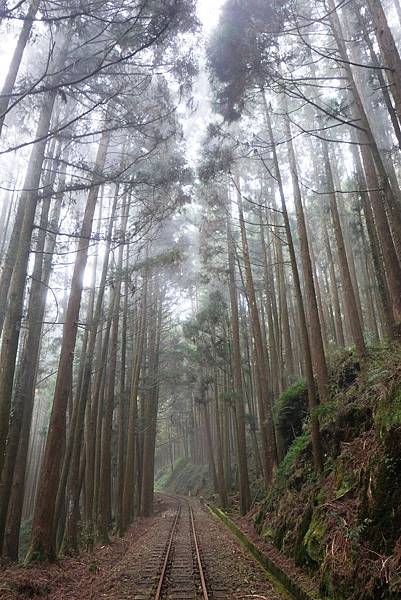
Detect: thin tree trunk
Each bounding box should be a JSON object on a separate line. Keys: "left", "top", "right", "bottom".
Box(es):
{"left": 0, "top": 86, "right": 58, "bottom": 478}
{"left": 141, "top": 288, "right": 162, "bottom": 517}
{"left": 27, "top": 122, "right": 111, "bottom": 562}
{"left": 3, "top": 193, "right": 63, "bottom": 560}
{"left": 366, "top": 0, "right": 401, "bottom": 124}
{"left": 322, "top": 143, "right": 366, "bottom": 359}
{"left": 283, "top": 108, "right": 329, "bottom": 404}
{"left": 263, "top": 105, "right": 323, "bottom": 472}
{"left": 0, "top": 0, "right": 40, "bottom": 137}
{"left": 121, "top": 283, "right": 147, "bottom": 530}
{"left": 226, "top": 209, "right": 250, "bottom": 513}
{"left": 116, "top": 211, "right": 130, "bottom": 536}
{"left": 97, "top": 289, "right": 119, "bottom": 542}
{"left": 234, "top": 175, "right": 278, "bottom": 485}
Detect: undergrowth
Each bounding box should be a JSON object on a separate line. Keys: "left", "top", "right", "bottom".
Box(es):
{"left": 255, "top": 342, "right": 401, "bottom": 600}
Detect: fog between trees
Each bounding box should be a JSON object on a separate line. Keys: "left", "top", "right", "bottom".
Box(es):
{"left": 0, "top": 0, "right": 400, "bottom": 565}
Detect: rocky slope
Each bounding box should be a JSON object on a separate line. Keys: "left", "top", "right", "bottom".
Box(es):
{"left": 254, "top": 344, "right": 401, "bottom": 599}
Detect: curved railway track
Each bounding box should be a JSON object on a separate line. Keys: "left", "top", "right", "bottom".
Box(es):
{"left": 135, "top": 495, "right": 212, "bottom": 600}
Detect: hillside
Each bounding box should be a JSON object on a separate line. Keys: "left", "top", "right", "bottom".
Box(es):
{"left": 253, "top": 344, "right": 401, "bottom": 599}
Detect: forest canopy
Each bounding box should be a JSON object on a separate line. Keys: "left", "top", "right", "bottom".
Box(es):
{"left": 0, "top": 4, "right": 401, "bottom": 598}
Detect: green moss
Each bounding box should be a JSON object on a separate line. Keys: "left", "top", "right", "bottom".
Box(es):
{"left": 315, "top": 487, "right": 325, "bottom": 504}
{"left": 334, "top": 459, "right": 355, "bottom": 500}
{"left": 275, "top": 379, "right": 308, "bottom": 419}
{"left": 374, "top": 384, "right": 401, "bottom": 435}
{"left": 210, "top": 506, "right": 322, "bottom": 600}
{"left": 335, "top": 477, "right": 354, "bottom": 500}
{"left": 294, "top": 504, "right": 314, "bottom": 566}
{"left": 276, "top": 432, "right": 310, "bottom": 486}
{"left": 303, "top": 512, "right": 327, "bottom": 566}
{"left": 261, "top": 525, "right": 274, "bottom": 542}
{"left": 319, "top": 567, "right": 335, "bottom": 599}
{"left": 274, "top": 522, "right": 289, "bottom": 549}
{"left": 359, "top": 428, "right": 401, "bottom": 554}
{"left": 253, "top": 343, "right": 401, "bottom": 600}
{"left": 155, "top": 457, "right": 188, "bottom": 491}
{"left": 275, "top": 379, "right": 308, "bottom": 452}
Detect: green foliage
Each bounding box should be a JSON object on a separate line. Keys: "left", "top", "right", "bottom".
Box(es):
{"left": 276, "top": 432, "right": 310, "bottom": 485}
{"left": 303, "top": 511, "right": 327, "bottom": 565}
{"left": 274, "top": 379, "right": 308, "bottom": 452}
{"left": 327, "top": 347, "right": 360, "bottom": 392}
{"left": 155, "top": 456, "right": 187, "bottom": 491}
{"left": 133, "top": 248, "right": 183, "bottom": 272}
{"left": 312, "top": 399, "right": 338, "bottom": 423}
{"left": 374, "top": 384, "right": 401, "bottom": 435}
{"left": 207, "top": 0, "right": 279, "bottom": 120}
{"left": 88, "top": 560, "right": 99, "bottom": 573}
{"left": 254, "top": 343, "right": 401, "bottom": 599}
{"left": 275, "top": 378, "right": 307, "bottom": 421}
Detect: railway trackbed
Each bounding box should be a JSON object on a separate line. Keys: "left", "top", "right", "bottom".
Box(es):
{"left": 134, "top": 495, "right": 224, "bottom": 599}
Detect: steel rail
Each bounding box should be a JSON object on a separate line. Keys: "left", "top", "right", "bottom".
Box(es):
{"left": 189, "top": 504, "right": 210, "bottom": 600}
{"left": 154, "top": 505, "right": 181, "bottom": 600}
{"left": 153, "top": 494, "right": 210, "bottom": 599}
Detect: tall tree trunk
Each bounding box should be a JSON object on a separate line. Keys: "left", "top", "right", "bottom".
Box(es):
{"left": 321, "top": 143, "right": 366, "bottom": 359}
{"left": 0, "top": 148, "right": 61, "bottom": 552}
{"left": 349, "top": 133, "right": 396, "bottom": 338}
{"left": 26, "top": 123, "right": 111, "bottom": 562}
{"left": 61, "top": 194, "right": 119, "bottom": 553}
{"left": 262, "top": 105, "right": 323, "bottom": 472}
{"left": 3, "top": 192, "right": 63, "bottom": 560}
{"left": 271, "top": 190, "right": 294, "bottom": 381}
{"left": 366, "top": 0, "right": 401, "bottom": 123}
{"left": 234, "top": 175, "right": 278, "bottom": 485}
{"left": 283, "top": 109, "right": 329, "bottom": 405}
{"left": 0, "top": 86, "right": 58, "bottom": 478}
{"left": 328, "top": 1, "right": 401, "bottom": 330}
{"left": 97, "top": 288, "right": 119, "bottom": 542}
{"left": 116, "top": 209, "right": 130, "bottom": 536}
{"left": 213, "top": 364, "right": 227, "bottom": 507}
{"left": 0, "top": 0, "right": 40, "bottom": 137}
{"left": 85, "top": 317, "right": 108, "bottom": 545}
{"left": 97, "top": 203, "right": 127, "bottom": 543}
{"left": 0, "top": 188, "right": 17, "bottom": 260}
{"left": 226, "top": 210, "right": 250, "bottom": 512}
{"left": 355, "top": 2, "right": 401, "bottom": 148}
{"left": 140, "top": 287, "right": 162, "bottom": 517}
{"left": 121, "top": 283, "right": 147, "bottom": 530}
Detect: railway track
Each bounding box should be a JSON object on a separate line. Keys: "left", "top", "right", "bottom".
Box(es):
{"left": 134, "top": 495, "right": 213, "bottom": 599}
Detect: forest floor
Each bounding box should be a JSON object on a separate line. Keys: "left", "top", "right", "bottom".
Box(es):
{"left": 0, "top": 494, "right": 285, "bottom": 600}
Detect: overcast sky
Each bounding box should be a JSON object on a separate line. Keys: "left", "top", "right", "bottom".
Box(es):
{"left": 197, "top": 0, "right": 224, "bottom": 34}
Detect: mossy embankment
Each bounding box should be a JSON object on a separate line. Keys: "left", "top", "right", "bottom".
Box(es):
{"left": 255, "top": 344, "right": 401, "bottom": 599}
{"left": 155, "top": 457, "right": 211, "bottom": 496}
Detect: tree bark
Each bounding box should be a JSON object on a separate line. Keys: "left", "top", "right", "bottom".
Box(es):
{"left": 140, "top": 286, "right": 162, "bottom": 517}
{"left": 234, "top": 175, "right": 278, "bottom": 485}
{"left": 283, "top": 109, "right": 329, "bottom": 405}
{"left": 321, "top": 143, "right": 366, "bottom": 359}
{"left": 366, "top": 0, "right": 401, "bottom": 124}
{"left": 26, "top": 122, "right": 111, "bottom": 562}
{"left": 3, "top": 192, "right": 63, "bottom": 560}
{"left": 0, "top": 85, "right": 58, "bottom": 478}
{"left": 226, "top": 209, "right": 250, "bottom": 512}
{"left": 263, "top": 106, "right": 323, "bottom": 472}
{"left": 0, "top": 0, "right": 40, "bottom": 137}
{"left": 121, "top": 282, "right": 147, "bottom": 530}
